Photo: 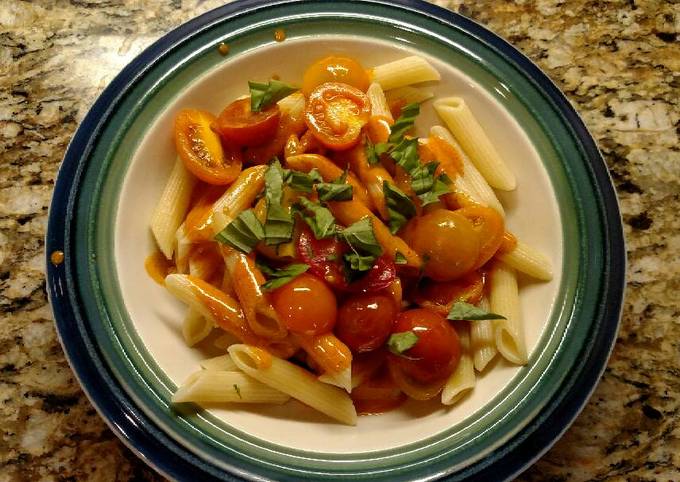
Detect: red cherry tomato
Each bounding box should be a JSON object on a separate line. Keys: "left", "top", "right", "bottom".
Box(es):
{"left": 388, "top": 309, "right": 460, "bottom": 384}
{"left": 296, "top": 226, "right": 349, "bottom": 289}
{"left": 413, "top": 271, "right": 485, "bottom": 316}
{"left": 213, "top": 98, "right": 281, "bottom": 147}
{"left": 270, "top": 273, "right": 337, "bottom": 336}
{"left": 336, "top": 294, "right": 397, "bottom": 353}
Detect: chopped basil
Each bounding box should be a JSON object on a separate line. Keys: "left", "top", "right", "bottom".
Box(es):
{"left": 388, "top": 103, "right": 420, "bottom": 143}
{"left": 249, "top": 79, "right": 298, "bottom": 112}
{"left": 447, "top": 301, "right": 507, "bottom": 321}
{"left": 339, "top": 218, "right": 383, "bottom": 257}
{"left": 387, "top": 331, "right": 419, "bottom": 355}
{"left": 394, "top": 251, "right": 407, "bottom": 265}
{"left": 293, "top": 197, "right": 337, "bottom": 239}
{"left": 316, "top": 170, "right": 353, "bottom": 201}
{"left": 365, "top": 136, "right": 381, "bottom": 166}
{"left": 410, "top": 161, "right": 438, "bottom": 195}
{"left": 287, "top": 168, "right": 322, "bottom": 193}
{"left": 344, "top": 253, "right": 376, "bottom": 272}
{"left": 383, "top": 181, "right": 416, "bottom": 234}
{"left": 263, "top": 161, "right": 294, "bottom": 245}
{"left": 260, "top": 263, "right": 310, "bottom": 290}
{"left": 233, "top": 384, "right": 242, "bottom": 399}
{"left": 418, "top": 173, "right": 451, "bottom": 207}
{"left": 214, "top": 209, "right": 265, "bottom": 253}
{"left": 389, "top": 137, "right": 421, "bottom": 173}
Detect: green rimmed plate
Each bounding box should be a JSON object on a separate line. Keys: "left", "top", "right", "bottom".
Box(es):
{"left": 46, "top": 1, "right": 625, "bottom": 480}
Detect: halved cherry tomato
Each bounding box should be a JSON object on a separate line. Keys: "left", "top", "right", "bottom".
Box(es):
{"left": 402, "top": 210, "right": 481, "bottom": 281}
{"left": 245, "top": 100, "right": 307, "bottom": 165}
{"left": 346, "top": 255, "right": 396, "bottom": 293}
{"left": 302, "top": 56, "right": 370, "bottom": 97}
{"left": 305, "top": 82, "right": 371, "bottom": 150}
{"left": 296, "top": 226, "right": 349, "bottom": 289}
{"left": 174, "top": 109, "right": 242, "bottom": 185}
{"left": 270, "top": 272, "right": 337, "bottom": 336}
{"left": 213, "top": 98, "right": 281, "bottom": 147}
{"left": 387, "top": 309, "right": 460, "bottom": 384}
{"left": 414, "top": 271, "right": 485, "bottom": 316}
{"left": 455, "top": 205, "right": 505, "bottom": 269}
{"left": 336, "top": 294, "right": 397, "bottom": 353}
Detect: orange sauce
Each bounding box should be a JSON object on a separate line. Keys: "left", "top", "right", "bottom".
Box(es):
{"left": 50, "top": 250, "right": 65, "bottom": 265}
{"left": 352, "top": 366, "right": 406, "bottom": 415}
{"left": 366, "top": 115, "right": 392, "bottom": 144}
{"left": 274, "top": 28, "right": 286, "bottom": 42}
{"left": 144, "top": 251, "right": 175, "bottom": 285}
{"left": 184, "top": 185, "right": 224, "bottom": 242}
{"left": 499, "top": 231, "right": 518, "bottom": 254}
{"left": 298, "top": 333, "right": 352, "bottom": 374}
{"left": 217, "top": 42, "right": 230, "bottom": 56}
{"left": 427, "top": 134, "right": 464, "bottom": 176}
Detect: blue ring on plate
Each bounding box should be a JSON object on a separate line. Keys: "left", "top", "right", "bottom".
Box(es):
{"left": 46, "top": 0, "right": 625, "bottom": 480}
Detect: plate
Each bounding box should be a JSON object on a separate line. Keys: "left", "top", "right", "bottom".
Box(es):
{"left": 46, "top": 1, "right": 625, "bottom": 480}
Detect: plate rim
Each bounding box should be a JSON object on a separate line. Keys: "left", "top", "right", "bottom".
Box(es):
{"left": 45, "top": 0, "right": 626, "bottom": 480}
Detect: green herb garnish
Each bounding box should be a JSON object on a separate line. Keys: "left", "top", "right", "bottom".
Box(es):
{"left": 263, "top": 161, "right": 294, "bottom": 245}
{"left": 260, "top": 263, "right": 310, "bottom": 290}
{"left": 447, "top": 302, "right": 507, "bottom": 321}
{"left": 214, "top": 209, "right": 264, "bottom": 253}
{"left": 418, "top": 173, "right": 451, "bottom": 207}
{"left": 394, "top": 251, "right": 407, "bottom": 265}
{"left": 387, "top": 331, "right": 419, "bottom": 355}
{"left": 287, "top": 168, "right": 322, "bottom": 193}
{"left": 249, "top": 79, "right": 298, "bottom": 112}
{"left": 233, "top": 384, "right": 242, "bottom": 399}
{"left": 316, "top": 170, "right": 353, "bottom": 202}
{"left": 388, "top": 103, "right": 420, "bottom": 143}
{"left": 293, "top": 197, "right": 337, "bottom": 239}
{"left": 383, "top": 181, "right": 416, "bottom": 234}
{"left": 339, "top": 218, "right": 383, "bottom": 273}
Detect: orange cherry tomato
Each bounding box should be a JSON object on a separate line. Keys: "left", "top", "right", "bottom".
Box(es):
{"left": 304, "top": 82, "right": 371, "bottom": 150}
{"left": 414, "top": 271, "right": 485, "bottom": 316}
{"left": 388, "top": 309, "right": 460, "bottom": 384}
{"left": 302, "top": 56, "right": 370, "bottom": 96}
{"left": 213, "top": 98, "right": 281, "bottom": 147}
{"left": 455, "top": 205, "right": 505, "bottom": 269}
{"left": 270, "top": 273, "right": 337, "bottom": 336}
{"left": 174, "top": 109, "right": 242, "bottom": 185}
{"left": 336, "top": 294, "right": 397, "bottom": 353}
{"left": 402, "top": 210, "right": 481, "bottom": 281}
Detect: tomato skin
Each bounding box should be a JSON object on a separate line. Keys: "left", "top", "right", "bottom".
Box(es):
{"left": 414, "top": 271, "right": 485, "bottom": 315}
{"left": 296, "top": 227, "right": 349, "bottom": 289}
{"left": 174, "top": 109, "right": 242, "bottom": 185}
{"left": 302, "top": 56, "right": 370, "bottom": 97}
{"left": 213, "top": 98, "right": 281, "bottom": 147}
{"left": 336, "top": 294, "right": 397, "bottom": 353}
{"left": 270, "top": 273, "right": 337, "bottom": 336}
{"left": 305, "top": 82, "right": 371, "bottom": 150}
{"left": 346, "top": 255, "right": 396, "bottom": 293}
{"left": 454, "top": 206, "right": 505, "bottom": 269}
{"left": 388, "top": 309, "right": 460, "bottom": 384}
{"left": 402, "top": 210, "right": 481, "bottom": 281}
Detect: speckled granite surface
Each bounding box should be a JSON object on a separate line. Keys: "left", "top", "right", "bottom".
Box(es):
{"left": 0, "top": 0, "right": 678, "bottom": 480}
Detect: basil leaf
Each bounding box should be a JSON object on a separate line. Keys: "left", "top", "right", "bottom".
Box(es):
{"left": 286, "top": 168, "right": 322, "bottom": 193}
{"left": 389, "top": 137, "right": 420, "bottom": 173}
{"left": 233, "top": 384, "right": 242, "bottom": 399}
{"left": 394, "top": 251, "right": 407, "bottom": 265}
{"left": 316, "top": 170, "right": 353, "bottom": 201}
{"left": 418, "top": 174, "right": 451, "bottom": 207}
{"left": 365, "top": 136, "right": 381, "bottom": 166}
{"left": 410, "top": 161, "right": 438, "bottom": 195}
{"left": 340, "top": 218, "right": 383, "bottom": 257}
{"left": 249, "top": 79, "right": 298, "bottom": 112}
{"left": 214, "top": 209, "right": 265, "bottom": 253}
{"left": 383, "top": 181, "right": 416, "bottom": 234}
{"left": 260, "top": 263, "right": 310, "bottom": 290}
{"left": 447, "top": 301, "right": 507, "bottom": 321}
{"left": 255, "top": 258, "right": 277, "bottom": 276}
{"left": 294, "top": 197, "right": 337, "bottom": 239}
{"left": 344, "top": 253, "right": 375, "bottom": 272}
{"left": 388, "top": 103, "right": 420, "bottom": 143}
{"left": 387, "top": 331, "right": 419, "bottom": 355}
{"left": 264, "top": 161, "right": 294, "bottom": 245}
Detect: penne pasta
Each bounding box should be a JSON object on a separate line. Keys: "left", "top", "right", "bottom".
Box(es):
{"left": 174, "top": 223, "right": 192, "bottom": 274}
{"left": 429, "top": 126, "right": 505, "bottom": 216}
{"left": 347, "top": 143, "right": 394, "bottom": 220}
{"left": 151, "top": 157, "right": 196, "bottom": 259}
{"left": 182, "top": 308, "right": 213, "bottom": 347}
{"left": 366, "top": 82, "right": 394, "bottom": 122}
{"left": 172, "top": 370, "right": 290, "bottom": 404}
{"left": 295, "top": 333, "right": 353, "bottom": 392}
{"left": 384, "top": 86, "right": 434, "bottom": 106}
{"left": 200, "top": 353, "right": 239, "bottom": 371}
{"left": 434, "top": 98, "right": 516, "bottom": 191}
{"left": 497, "top": 238, "right": 553, "bottom": 281}
{"left": 470, "top": 297, "right": 498, "bottom": 372}
{"left": 228, "top": 344, "right": 357, "bottom": 425}
{"left": 370, "top": 56, "right": 441, "bottom": 91}
{"left": 489, "top": 263, "right": 528, "bottom": 365}
{"left": 213, "top": 332, "right": 240, "bottom": 350}
{"left": 442, "top": 322, "right": 475, "bottom": 405}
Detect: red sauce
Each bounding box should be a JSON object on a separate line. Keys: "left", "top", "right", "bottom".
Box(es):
{"left": 217, "top": 42, "right": 230, "bottom": 56}
{"left": 50, "top": 250, "right": 65, "bottom": 265}
{"left": 144, "top": 251, "right": 175, "bottom": 285}
{"left": 274, "top": 28, "right": 286, "bottom": 42}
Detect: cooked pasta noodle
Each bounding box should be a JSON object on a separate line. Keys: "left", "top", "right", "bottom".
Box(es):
{"left": 489, "top": 263, "right": 528, "bottom": 365}
{"left": 370, "top": 56, "right": 440, "bottom": 91}
{"left": 173, "top": 370, "right": 290, "bottom": 404}
{"left": 442, "top": 322, "right": 475, "bottom": 405}
{"left": 470, "top": 298, "right": 498, "bottom": 372}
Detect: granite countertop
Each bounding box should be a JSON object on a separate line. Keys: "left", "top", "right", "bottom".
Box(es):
{"left": 1, "top": 0, "right": 678, "bottom": 480}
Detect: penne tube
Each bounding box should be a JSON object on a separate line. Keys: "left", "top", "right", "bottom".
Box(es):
{"left": 172, "top": 370, "right": 290, "bottom": 404}
{"left": 295, "top": 333, "right": 352, "bottom": 392}
{"left": 213, "top": 332, "right": 240, "bottom": 350}
{"left": 489, "top": 263, "right": 528, "bottom": 365}
{"left": 174, "top": 223, "right": 192, "bottom": 274}
{"left": 228, "top": 344, "right": 357, "bottom": 425}
{"left": 221, "top": 246, "right": 288, "bottom": 339}
{"left": 200, "top": 354, "right": 239, "bottom": 371}
{"left": 151, "top": 156, "right": 196, "bottom": 259}
{"left": 497, "top": 238, "right": 553, "bottom": 281}
{"left": 370, "top": 56, "right": 441, "bottom": 91}
{"left": 470, "top": 297, "right": 498, "bottom": 372}
{"left": 182, "top": 308, "right": 213, "bottom": 347}
{"left": 188, "top": 165, "right": 267, "bottom": 242}
{"left": 434, "top": 98, "right": 516, "bottom": 191}
{"left": 429, "top": 126, "right": 505, "bottom": 216}
{"left": 188, "top": 244, "right": 222, "bottom": 281}
{"left": 285, "top": 154, "right": 373, "bottom": 210}
{"left": 347, "top": 143, "right": 394, "bottom": 220}
{"left": 384, "top": 86, "right": 434, "bottom": 106}
{"left": 442, "top": 321, "right": 475, "bottom": 405}
{"left": 367, "top": 82, "right": 394, "bottom": 122}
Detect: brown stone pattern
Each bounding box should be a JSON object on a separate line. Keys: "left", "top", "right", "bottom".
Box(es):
{"left": 0, "top": 1, "right": 677, "bottom": 480}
